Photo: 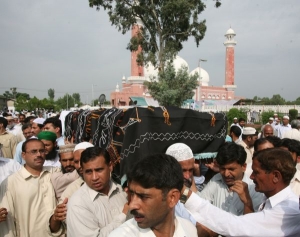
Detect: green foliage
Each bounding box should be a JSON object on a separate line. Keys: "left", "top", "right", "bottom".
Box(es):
{"left": 289, "top": 109, "right": 298, "bottom": 121}
{"left": 89, "top": 0, "right": 208, "bottom": 71}
{"left": 48, "top": 88, "right": 55, "bottom": 100}
{"left": 226, "top": 108, "right": 246, "bottom": 125}
{"left": 144, "top": 63, "right": 198, "bottom": 107}
{"left": 261, "top": 110, "right": 275, "bottom": 124}
{"left": 15, "top": 95, "right": 28, "bottom": 111}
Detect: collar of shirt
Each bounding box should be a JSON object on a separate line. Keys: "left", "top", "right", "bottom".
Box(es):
{"left": 20, "top": 166, "right": 51, "bottom": 179}
{"left": 86, "top": 180, "right": 120, "bottom": 202}
{"left": 291, "top": 169, "right": 300, "bottom": 183}
{"left": 266, "top": 186, "right": 292, "bottom": 209}
{"left": 0, "top": 131, "right": 9, "bottom": 135}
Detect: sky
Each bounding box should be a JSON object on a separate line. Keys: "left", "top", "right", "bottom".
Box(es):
{"left": 0, "top": 0, "right": 299, "bottom": 103}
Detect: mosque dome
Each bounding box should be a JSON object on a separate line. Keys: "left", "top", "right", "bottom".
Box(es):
{"left": 190, "top": 67, "right": 210, "bottom": 86}
{"left": 144, "top": 55, "right": 189, "bottom": 81}
{"left": 225, "top": 28, "right": 235, "bottom": 36}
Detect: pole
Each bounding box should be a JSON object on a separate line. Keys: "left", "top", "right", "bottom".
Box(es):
{"left": 198, "top": 59, "right": 207, "bottom": 110}
{"left": 92, "top": 84, "right": 94, "bottom": 107}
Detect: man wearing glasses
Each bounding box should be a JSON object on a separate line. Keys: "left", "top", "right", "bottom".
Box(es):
{"left": 0, "top": 139, "right": 65, "bottom": 236}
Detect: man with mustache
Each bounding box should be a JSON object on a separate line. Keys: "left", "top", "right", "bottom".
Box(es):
{"left": 200, "top": 142, "right": 263, "bottom": 215}
{"left": 67, "top": 146, "right": 129, "bottom": 236}
{"left": 59, "top": 142, "right": 94, "bottom": 203}
{"left": 109, "top": 153, "right": 197, "bottom": 237}
{"left": 0, "top": 139, "right": 65, "bottom": 236}
{"left": 38, "top": 131, "right": 61, "bottom": 167}
{"left": 50, "top": 144, "right": 79, "bottom": 200}
{"left": 183, "top": 148, "right": 300, "bottom": 237}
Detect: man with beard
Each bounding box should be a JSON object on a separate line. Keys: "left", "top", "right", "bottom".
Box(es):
{"left": 109, "top": 153, "right": 197, "bottom": 237}
{"left": 0, "top": 139, "right": 65, "bottom": 236}
{"left": 67, "top": 147, "right": 129, "bottom": 236}
{"left": 59, "top": 142, "right": 94, "bottom": 203}
{"left": 200, "top": 142, "right": 263, "bottom": 215}
{"left": 38, "top": 131, "right": 61, "bottom": 167}
{"left": 51, "top": 144, "right": 79, "bottom": 200}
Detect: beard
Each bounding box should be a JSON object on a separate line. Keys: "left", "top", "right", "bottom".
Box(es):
{"left": 184, "top": 178, "right": 192, "bottom": 188}
{"left": 45, "top": 149, "right": 58, "bottom": 160}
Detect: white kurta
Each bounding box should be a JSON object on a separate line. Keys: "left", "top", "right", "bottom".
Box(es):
{"left": 185, "top": 186, "right": 300, "bottom": 237}
{"left": 108, "top": 216, "right": 197, "bottom": 237}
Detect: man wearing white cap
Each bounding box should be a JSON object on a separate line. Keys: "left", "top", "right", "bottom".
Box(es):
{"left": 31, "top": 117, "right": 45, "bottom": 137}
{"left": 59, "top": 142, "right": 94, "bottom": 203}
{"left": 276, "top": 115, "right": 291, "bottom": 138}
{"left": 166, "top": 143, "right": 203, "bottom": 228}
{"left": 230, "top": 117, "right": 239, "bottom": 127}
{"left": 236, "top": 127, "right": 258, "bottom": 165}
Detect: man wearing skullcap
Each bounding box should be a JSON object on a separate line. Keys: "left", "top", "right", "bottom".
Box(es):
{"left": 38, "top": 131, "right": 61, "bottom": 167}
{"left": 165, "top": 143, "right": 200, "bottom": 228}
{"left": 276, "top": 115, "right": 292, "bottom": 138}
{"left": 31, "top": 117, "right": 45, "bottom": 137}
{"left": 59, "top": 142, "right": 94, "bottom": 203}
{"left": 51, "top": 144, "right": 79, "bottom": 200}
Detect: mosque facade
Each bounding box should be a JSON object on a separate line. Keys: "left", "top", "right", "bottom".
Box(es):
{"left": 110, "top": 25, "right": 238, "bottom": 107}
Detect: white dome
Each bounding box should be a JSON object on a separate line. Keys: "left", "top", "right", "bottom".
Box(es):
{"left": 190, "top": 67, "right": 210, "bottom": 86}
{"left": 144, "top": 55, "right": 189, "bottom": 81}
{"left": 225, "top": 28, "right": 235, "bottom": 36}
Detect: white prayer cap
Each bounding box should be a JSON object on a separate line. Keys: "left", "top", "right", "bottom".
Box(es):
{"left": 233, "top": 117, "right": 238, "bottom": 120}
{"left": 269, "top": 117, "right": 274, "bottom": 121}
{"left": 283, "top": 115, "right": 289, "bottom": 120}
{"left": 243, "top": 127, "right": 257, "bottom": 135}
{"left": 166, "top": 143, "right": 194, "bottom": 162}
{"left": 74, "top": 142, "right": 94, "bottom": 152}
{"left": 33, "top": 118, "right": 45, "bottom": 125}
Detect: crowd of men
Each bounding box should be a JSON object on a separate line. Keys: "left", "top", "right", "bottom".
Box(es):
{"left": 0, "top": 111, "right": 300, "bottom": 237}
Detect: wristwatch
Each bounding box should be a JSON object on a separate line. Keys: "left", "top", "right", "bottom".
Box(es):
{"left": 180, "top": 187, "right": 190, "bottom": 204}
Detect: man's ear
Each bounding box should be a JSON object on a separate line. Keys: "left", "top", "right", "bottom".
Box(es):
{"left": 167, "top": 189, "right": 180, "bottom": 208}
{"left": 272, "top": 170, "right": 282, "bottom": 184}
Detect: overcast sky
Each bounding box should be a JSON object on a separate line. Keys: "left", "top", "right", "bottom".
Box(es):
{"left": 1, "top": 0, "right": 299, "bottom": 103}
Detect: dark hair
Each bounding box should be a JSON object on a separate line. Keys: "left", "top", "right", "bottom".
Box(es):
{"left": 215, "top": 142, "right": 246, "bottom": 166}
{"left": 0, "top": 117, "right": 8, "bottom": 128}
{"left": 127, "top": 153, "right": 184, "bottom": 196}
{"left": 22, "top": 123, "right": 32, "bottom": 131}
{"left": 22, "top": 138, "right": 43, "bottom": 152}
{"left": 230, "top": 125, "right": 242, "bottom": 137}
{"left": 24, "top": 116, "right": 36, "bottom": 124}
{"left": 265, "top": 136, "right": 281, "bottom": 148}
{"left": 19, "top": 114, "right": 25, "bottom": 119}
{"left": 254, "top": 138, "right": 273, "bottom": 152}
{"left": 280, "top": 138, "right": 300, "bottom": 156}
{"left": 253, "top": 148, "right": 296, "bottom": 185}
{"left": 239, "top": 118, "right": 245, "bottom": 123}
{"left": 44, "top": 117, "right": 62, "bottom": 133}
{"left": 80, "top": 146, "right": 111, "bottom": 168}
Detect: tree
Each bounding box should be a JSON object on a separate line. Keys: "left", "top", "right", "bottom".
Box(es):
{"left": 15, "top": 95, "right": 28, "bottom": 111}
{"left": 16, "top": 92, "right": 30, "bottom": 100}
{"left": 145, "top": 63, "right": 198, "bottom": 107}
{"left": 226, "top": 108, "right": 246, "bottom": 125}
{"left": 269, "top": 94, "right": 285, "bottom": 105}
{"left": 89, "top": 0, "right": 209, "bottom": 71}
{"left": 72, "top": 93, "right": 81, "bottom": 106}
{"left": 48, "top": 88, "right": 55, "bottom": 101}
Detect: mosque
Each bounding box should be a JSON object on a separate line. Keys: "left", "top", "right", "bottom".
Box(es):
{"left": 110, "top": 24, "right": 239, "bottom": 107}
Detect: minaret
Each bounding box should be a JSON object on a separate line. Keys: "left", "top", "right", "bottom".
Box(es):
{"left": 223, "top": 27, "right": 237, "bottom": 91}
{"left": 131, "top": 18, "right": 144, "bottom": 77}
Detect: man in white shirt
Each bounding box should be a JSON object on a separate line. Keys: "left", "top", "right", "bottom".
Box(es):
{"left": 200, "top": 142, "right": 263, "bottom": 215}
{"left": 67, "top": 146, "right": 129, "bottom": 236}
{"left": 282, "top": 119, "right": 300, "bottom": 141}
{"left": 236, "top": 127, "right": 258, "bottom": 165}
{"left": 276, "top": 115, "right": 292, "bottom": 138}
{"left": 109, "top": 153, "right": 197, "bottom": 237}
{"left": 182, "top": 148, "right": 300, "bottom": 237}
